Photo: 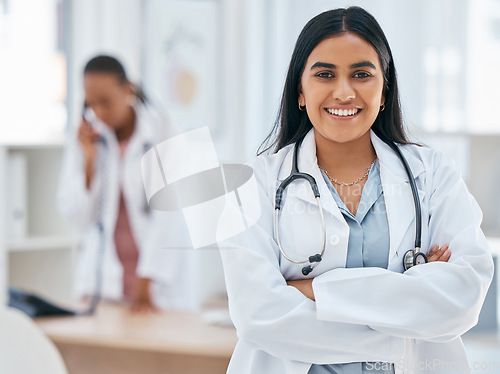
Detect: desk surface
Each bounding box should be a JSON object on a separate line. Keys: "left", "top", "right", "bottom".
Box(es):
{"left": 35, "top": 304, "right": 238, "bottom": 358}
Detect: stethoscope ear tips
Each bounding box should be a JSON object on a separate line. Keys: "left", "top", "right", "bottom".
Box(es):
{"left": 301, "top": 254, "right": 322, "bottom": 276}
{"left": 308, "top": 254, "right": 322, "bottom": 263}
{"left": 302, "top": 266, "right": 313, "bottom": 276}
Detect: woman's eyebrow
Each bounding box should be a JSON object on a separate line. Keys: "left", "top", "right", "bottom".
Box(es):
{"left": 310, "top": 61, "right": 377, "bottom": 70}
{"left": 311, "top": 62, "right": 335, "bottom": 70}
{"left": 350, "top": 61, "right": 376, "bottom": 69}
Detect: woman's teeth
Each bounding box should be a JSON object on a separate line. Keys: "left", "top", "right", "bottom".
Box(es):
{"left": 326, "top": 108, "right": 360, "bottom": 117}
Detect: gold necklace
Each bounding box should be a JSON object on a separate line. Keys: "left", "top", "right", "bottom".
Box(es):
{"left": 319, "top": 158, "right": 377, "bottom": 187}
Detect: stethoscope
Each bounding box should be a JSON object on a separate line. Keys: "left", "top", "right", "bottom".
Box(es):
{"left": 274, "top": 137, "right": 427, "bottom": 276}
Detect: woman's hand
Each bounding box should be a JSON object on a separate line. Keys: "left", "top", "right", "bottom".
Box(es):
{"left": 427, "top": 244, "right": 451, "bottom": 262}
{"left": 77, "top": 119, "right": 100, "bottom": 189}
{"left": 130, "top": 277, "right": 158, "bottom": 313}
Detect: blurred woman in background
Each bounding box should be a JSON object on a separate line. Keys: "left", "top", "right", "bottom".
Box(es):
{"left": 57, "top": 55, "right": 190, "bottom": 312}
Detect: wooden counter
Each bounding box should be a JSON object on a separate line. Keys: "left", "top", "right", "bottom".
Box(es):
{"left": 35, "top": 303, "right": 237, "bottom": 374}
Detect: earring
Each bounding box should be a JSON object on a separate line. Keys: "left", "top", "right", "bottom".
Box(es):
{"left": 380, "top": 103, "right": 385, "bottom": 112}
{"left": 298, "top": 102, "right": 306, "bottom": 111}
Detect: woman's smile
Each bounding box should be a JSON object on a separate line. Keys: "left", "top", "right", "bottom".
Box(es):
{"left": 324, "top": 106, "right": 362, "bottom": 120}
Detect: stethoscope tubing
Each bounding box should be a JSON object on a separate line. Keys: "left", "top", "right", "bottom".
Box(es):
{"left": 274, "top": 138, "right": 326, "bottom": 273}
{"left": 274, "top": 196, "right": 326, "bottom": 264}
{"left": 383, "top": 140, "right": 422, "bottom": 250}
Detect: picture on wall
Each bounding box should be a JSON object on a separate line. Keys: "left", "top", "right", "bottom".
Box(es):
{"left": 143, "top": 0, "right": 219, "bottom": 132}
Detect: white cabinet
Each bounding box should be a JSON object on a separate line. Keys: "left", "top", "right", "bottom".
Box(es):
{"left": 0, "top": 143, "right": 77, "bottom": 306}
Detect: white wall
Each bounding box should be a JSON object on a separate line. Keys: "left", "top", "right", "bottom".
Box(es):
{"left": 68, "top": 0, "right": 142, "bottom": 131}
{"left": 218, "top": 0, "right": 246, "bottom": 161}
{"left": 469, "top": 135, "right": 500, "bottom": 236}
{"left": 0, "top": 0, "right": 66, "bottom": 143}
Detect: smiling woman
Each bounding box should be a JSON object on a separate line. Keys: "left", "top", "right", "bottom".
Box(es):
{"left": 219, "top": 6, "right": 494, "bottom": 374}
{"left": 298, "top": 33, "right": 386, "bottom": 215}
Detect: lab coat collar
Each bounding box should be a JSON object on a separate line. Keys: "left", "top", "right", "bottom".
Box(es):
{"left": 128, "top": 102, "right": 157, "bottom": 152}
{"left": 276, "top": 128, "right": 425, "bottom": 182}
{"left": 370, "top": 130, "right": 425, "bottom": 182}
{"left": 276, "top": 129, "right": 345, "bottom": 225}
{"left": 276, "top": 128, "right": 426, "bottom": 264}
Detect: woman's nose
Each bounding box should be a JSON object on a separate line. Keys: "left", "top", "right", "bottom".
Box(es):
{"left": 332, "top": 78, "right": 355, "bottom": 101}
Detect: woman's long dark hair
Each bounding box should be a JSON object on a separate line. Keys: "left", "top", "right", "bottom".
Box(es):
{"left": 84, "top": 55, "right": 148, "bottom": 104}
{"left": 258, "top": 6, "right": 409, "bottom": 154}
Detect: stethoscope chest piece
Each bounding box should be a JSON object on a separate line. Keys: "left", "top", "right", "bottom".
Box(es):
{"left": 403, "top": 249, "right": 428, "bottom": 271}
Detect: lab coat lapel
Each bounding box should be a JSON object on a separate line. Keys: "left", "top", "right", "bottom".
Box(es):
{"left": 125, "top": 103, "right": 156, "bottom": 161}
{"left": 370, "top": 131, "right": 425, "bottom": 265}
{"left": 120, "top": 104, "right": 156, "bottom": 214}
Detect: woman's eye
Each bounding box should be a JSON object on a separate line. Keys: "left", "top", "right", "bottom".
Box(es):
{"left": 353, "top": 72, "right": 371, "bottom": 79}
{"left": 316, "top": 72, "right": 333, "bottom": 79}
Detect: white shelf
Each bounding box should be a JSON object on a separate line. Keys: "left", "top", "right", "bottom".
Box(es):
{"left": 7, "top": 235, "right": 77, "bottom": 253}
{"left": 1, "top": 142, "right": 64, "bottom": 150}
{"left": 1, "top": 144, "right": 78, "bottom": 305}
{"left": 0, "top": 136, "right": 65, "bottom": 150}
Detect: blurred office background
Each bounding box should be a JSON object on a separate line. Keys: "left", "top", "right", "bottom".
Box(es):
{"left": 0, "top": 0, "right": 499, "bottom": 372}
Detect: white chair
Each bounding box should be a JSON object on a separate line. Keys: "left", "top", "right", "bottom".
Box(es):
{"left": 0, "top": 307, "right": 67, "bottom": 374}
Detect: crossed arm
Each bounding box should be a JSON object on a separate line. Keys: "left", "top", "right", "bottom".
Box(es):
{"left": 288, "top": 244, "right": 451, "bottom": 300}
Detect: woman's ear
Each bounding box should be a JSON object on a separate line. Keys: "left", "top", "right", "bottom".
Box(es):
{"left": 298, "top": 92, "right": 305, "bottom": 107}
{"left": 297, "top": 80, "right": 305, "bottom": 106}
{"left": 125, "top": 82, "right": 136, "bottom": 106}
{"left": 126, "top": 81, "right": 135, "bottom": 96}
{"left": 381, "top": 84, "right": 387, "bottom": 107}
{"left": 125, "top": 85, "right": 135, "bottom": 106}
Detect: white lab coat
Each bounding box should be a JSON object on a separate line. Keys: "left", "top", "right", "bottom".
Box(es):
{"left": 219, "top": 129, "right": 494, "bottom": 374}
{"left": 57, "top": 103, "right": 196, "bottom": 310}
